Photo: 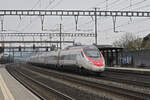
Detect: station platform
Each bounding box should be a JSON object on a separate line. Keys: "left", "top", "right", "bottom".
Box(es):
{"left": 106, "top": 66, "right": 150, "bottom": 75}
{"left": 0, "top": 65, "right": 40, "bottom": 100}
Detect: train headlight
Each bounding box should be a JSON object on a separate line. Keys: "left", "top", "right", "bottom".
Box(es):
{"left": 88, "top": 61, "right": 93, "bottom": 64}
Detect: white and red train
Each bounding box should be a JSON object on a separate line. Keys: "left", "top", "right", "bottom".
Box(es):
{"left": 28, "top": 45, "right": 105, "bottom": 73}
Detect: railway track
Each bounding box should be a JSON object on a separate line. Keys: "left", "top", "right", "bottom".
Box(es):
{"left": 6, "top": 64, "right": 75, "bottom": 100}
{"left": 6, "top": 63, "right": 150, "bottom": 100}
{"left": 100, "top": 71, "right": 150, "bottom": 89}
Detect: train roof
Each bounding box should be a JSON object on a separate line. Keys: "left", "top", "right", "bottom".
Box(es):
{"left": 64, "top": 45, "right": 98, "bottom": 50}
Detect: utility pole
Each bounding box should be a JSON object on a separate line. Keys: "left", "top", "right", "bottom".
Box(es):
{"left": 60, "top": 24, "right": 62, "bottom": 49}
{"left": 0, "top": 17, "right": 4, "bottom": 31}
{"left": 94, "top": 8, "right": 98, "bottom": 45}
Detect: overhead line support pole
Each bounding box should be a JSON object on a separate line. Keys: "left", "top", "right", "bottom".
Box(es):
{"left": 95, "top": 8, "right": 98, "bottom": 45}
{"left": 0, "top": 16, "right": 4, "bottom": 31}
{"left": 60, "top": 24, "right": 62, "bottom": 49}
{"left": 112, "top": 16, "right": 117, "bottom": 32}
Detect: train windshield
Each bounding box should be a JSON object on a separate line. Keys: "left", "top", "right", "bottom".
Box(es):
{"left": 83, "top": 46, "right": 101, "bottom": 60}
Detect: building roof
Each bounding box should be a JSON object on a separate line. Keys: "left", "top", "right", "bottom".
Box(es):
{"left": 142, "top": 33, "right": 150, "bottom": 48}
{"left": 95, "top": 45, "right": 123, "bottom": 50}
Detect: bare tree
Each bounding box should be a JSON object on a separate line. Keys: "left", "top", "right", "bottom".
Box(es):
{"left": 113, "top": 33, "right": 143, "bottom": 50}
{"left": 142, "top": 34, "right": 150, "bottom": 49}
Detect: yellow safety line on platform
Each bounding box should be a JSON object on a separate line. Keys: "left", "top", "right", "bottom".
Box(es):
{"left": 0, "top": 74, "right": 15, "bottom": 100}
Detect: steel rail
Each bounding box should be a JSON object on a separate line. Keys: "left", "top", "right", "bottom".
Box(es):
{"left": 100, "top": 71, "right": 150, "bottom": 88}
{"left": 6, "top": 65, "right": 75, "bottom": 100}
{"left": 21, "top": 64, "right": 150, "bottom": 100}
{"left": 6, "top": 66, "right": 46, "bottom": 100}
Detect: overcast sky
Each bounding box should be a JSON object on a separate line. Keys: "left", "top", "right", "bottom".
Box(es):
{"left": 0, "top": 0, "right": 150, "bottom": 46}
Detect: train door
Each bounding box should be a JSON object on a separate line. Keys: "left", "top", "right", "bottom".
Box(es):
{"left": 57, "top": 50, "right": 61, "bottom": 66}
{"left": 76, "top": 50, "right": 83, "bottom": 68}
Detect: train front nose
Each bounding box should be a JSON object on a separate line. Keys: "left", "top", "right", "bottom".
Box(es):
{"left": 91, "top": 60, "right": 105, "bottom": 72}
{"left": 82, "top": 45, "right": 105, "bottom": 72}
{"left": 92, "top": 65, "right": 105, "bottom": 72}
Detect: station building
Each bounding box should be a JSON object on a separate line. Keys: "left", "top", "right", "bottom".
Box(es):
{"left": 96, "top": 45, "right": 123, "bottom": 67}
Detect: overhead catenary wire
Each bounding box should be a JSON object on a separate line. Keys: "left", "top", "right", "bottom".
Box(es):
{"left": 94, "top": 0, "right": 109, "bottom": 7}
{"left": 31, "top": 0, "right": 42, "bottom": 10}
{"left": 73, "top": 0, "right": 149, "bottom": 33}
{"left": 64, "top": 0, "right": 128, "bottom": 32}
{"left": 16, "top": 0, "right": 42, "bottom": 29}
{"left": 132, "top": 3, "right": 150, "bottom": 10}
{"left": 2, "top": 0, "right": 150, "bottom": 45}
{"left": 20, "top": 0, "right": 59, "bottom": 32}
{"left": 99, "top": 18, "right": 150, "bottom": 33}
{"left": 6, "top": 0, "right": 150, "bottom": 32}
{"left": 98, "top": 0, "right": 149, "bottom": 33}
{"left": 63, "top": 0, "right": 122, "bottom": 32}
{"left": 64, "top": 0, "right": 149, "bottom": 43}
{"left": 48, "top": 0, "right": 63, "bottom": 9}
{"left": 119, "top": 0, "right": 147, "bottom": 10}
{"left": 45, "top": 0, "right": 56, "bottom": 9}
{"left": 60, "top": 0, "right": 141, "bottom": 33}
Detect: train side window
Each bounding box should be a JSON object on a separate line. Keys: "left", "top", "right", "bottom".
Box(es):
{"left": 81, "top": 52, "right": 84, "bottom": 57}
{"left": 71, "top": 54, "right": 76, "bottom": 60}
{"left": 61, "top": 55, "right": 65, "bottom": 60}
